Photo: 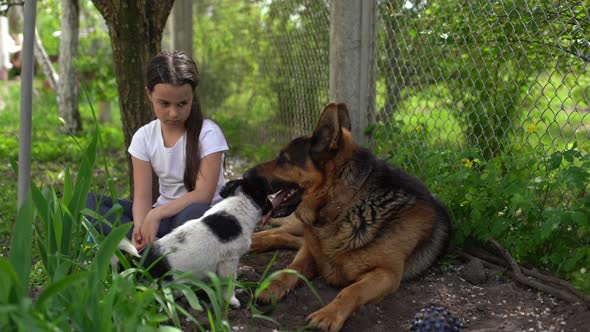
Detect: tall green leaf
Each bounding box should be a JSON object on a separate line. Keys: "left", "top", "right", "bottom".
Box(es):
{"left": 68, "top": 132, "right": 98, "bottom": 226}
{"left": 93, "top": 223, "right": 132, "bottom": 282}
{"left": 8, "top": 192, "right": 34, "bottom": 298}
{"left": 35, "top": 271, "right": 90, "bottom": 307}
{"left": 0, "top": 258, "right": 22, "bottom": 305}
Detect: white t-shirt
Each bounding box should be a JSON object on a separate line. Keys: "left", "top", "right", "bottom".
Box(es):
{"left": 128, "top": 119, "right": 229, "bottom": 207}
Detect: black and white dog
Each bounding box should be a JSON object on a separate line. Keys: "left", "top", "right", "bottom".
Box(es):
{"left": 115, "top": 176, "right": 274, "bottom": 308}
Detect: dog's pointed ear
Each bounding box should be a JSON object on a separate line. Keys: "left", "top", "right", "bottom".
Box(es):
{"left": 337, "top": 103, "right": 351, "bottom": 131}
{"left": 311, "top": 103, "right": 349, "bottom": 154}
{"left": 220, "top": 179, "right": 244, "bottom": 198}
{"left": 311, "top": 103, "right": 341, "bottom": 154}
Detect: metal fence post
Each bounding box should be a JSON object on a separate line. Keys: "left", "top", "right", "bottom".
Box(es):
{"left": 18, "top": 0, "right": 37, "bottom": 208}
{"left": 329, "top": 0, "right": 377, "bottom": 146}
{"left": 170, "top": 0, "right": 194, "bottom": 59}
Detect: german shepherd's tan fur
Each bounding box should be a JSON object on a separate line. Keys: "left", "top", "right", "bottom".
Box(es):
{"left": 246, "top": 103, "right": 452, "bottom": 331}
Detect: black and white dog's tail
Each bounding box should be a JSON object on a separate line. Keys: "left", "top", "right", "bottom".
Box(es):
{"left": 110, "top": 238, "right": 141, "bottom": 267}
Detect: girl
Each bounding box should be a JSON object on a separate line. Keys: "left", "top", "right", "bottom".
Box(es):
{"left": 87, "top": 51, "right": 228, "bottom": 251}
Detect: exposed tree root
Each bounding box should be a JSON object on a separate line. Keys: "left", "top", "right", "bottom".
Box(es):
{"left": 457, "top": 240, "right": 590, "bottom": 309}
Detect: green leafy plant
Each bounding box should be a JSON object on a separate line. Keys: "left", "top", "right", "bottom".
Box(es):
{"left": 31, "top": 133, "right": 97, "bottom": 282}
{"left": 383, "top": 141, "right": 590, "bottom": 293}
{"left": 1, "top": 114, "right": 325, "bottom": 330}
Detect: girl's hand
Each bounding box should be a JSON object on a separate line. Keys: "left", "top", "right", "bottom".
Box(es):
{"left": 139, "top": 210, "right": 161, "bottom": 246}
{"left": 132, "top": 225, "right": 145, "bottom": 251}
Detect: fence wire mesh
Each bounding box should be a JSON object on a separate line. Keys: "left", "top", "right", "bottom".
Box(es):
{"left": 375, "top": 0, "right": 589, "bottom": 176}
{"left": 191, "top": 0, "right": 588, "bottom": 287}
{"left": 196, "top": 0, "right": 588, "bottom": 178}
{"left": 194, "top": 0, "right": 329, "bottom": 152}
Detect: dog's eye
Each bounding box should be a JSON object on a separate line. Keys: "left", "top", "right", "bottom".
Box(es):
{"left": 277, "top": 152, "right": 290, "bottom": 165}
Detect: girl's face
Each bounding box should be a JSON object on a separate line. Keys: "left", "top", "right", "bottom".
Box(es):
{"left": 147, "top": 83, "right": 193, "bottom": 129}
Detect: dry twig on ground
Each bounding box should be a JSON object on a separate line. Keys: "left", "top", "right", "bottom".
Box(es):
{"left": 458, "top": 241, "right": 590, "bottom": 308}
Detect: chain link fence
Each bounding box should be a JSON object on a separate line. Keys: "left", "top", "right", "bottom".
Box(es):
{"left": 374, "top": 0, "right": 589, "bottom": 175}
{"left": 190, "top": 0, "right": 590, "bottom": 280}
{"left": 194, "top": 0, "right": 329, "bottom": 157}
{"left": 370, "top": 1, "right": 589, "bottom": 280}
{"left": 196, "top": 0, "right": 588, "bottom": 170}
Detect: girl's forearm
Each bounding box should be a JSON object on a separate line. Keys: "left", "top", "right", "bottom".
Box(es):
{"left": 132, "top": 201, "right": 152, "bottom": 226}
{"left": 152, "top": 190, "right": 212, "bottom": 221}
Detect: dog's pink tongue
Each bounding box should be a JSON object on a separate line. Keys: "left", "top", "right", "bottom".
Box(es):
{"left": 261, "top": 190, "right": 288, "bottom": 227}
{"left": 262, "top": 212, "right": 273, "bottom": 227}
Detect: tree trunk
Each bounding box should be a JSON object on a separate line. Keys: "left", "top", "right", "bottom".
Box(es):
{"left": 58, "top": 0, "right": 82, "bottom": 134}
{"left": 91, "top": 0, "right": 175, "bottom": 198}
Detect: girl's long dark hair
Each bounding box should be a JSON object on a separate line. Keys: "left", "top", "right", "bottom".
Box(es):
{"left": 146, "top": 51, "right": 203, "bottom": 192}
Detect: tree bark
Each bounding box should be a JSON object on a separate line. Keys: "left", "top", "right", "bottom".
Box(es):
{"left": 58, "top": 0, "right": 82, "bottom": 134}
{"left": 91, "top": 0, "right": 175, "bottom": 198}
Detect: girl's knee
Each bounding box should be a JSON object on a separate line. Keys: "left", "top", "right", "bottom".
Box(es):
{"left": 171, "top": 203, "right": 209, "bottom": 228}
{"left": 183, "top": 203, "right": 210, "bottom": 220}
{"left": 86, "top": 192, "right": 99, "bottom": 209}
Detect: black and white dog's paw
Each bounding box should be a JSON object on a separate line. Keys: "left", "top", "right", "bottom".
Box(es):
{"left": 229, "top": 295, "right": 241, "bottom": 309}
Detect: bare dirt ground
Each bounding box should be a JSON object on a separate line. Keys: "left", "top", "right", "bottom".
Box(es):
{"left": 212, "top": 158, "right": 590, "bottom": 332}
{"left": 203, "top": 249, "right": 587, "bottom": 332}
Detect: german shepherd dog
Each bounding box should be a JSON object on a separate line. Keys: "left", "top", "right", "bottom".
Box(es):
{"left": 244, "top": 103, "right": 452, "bottom": 331}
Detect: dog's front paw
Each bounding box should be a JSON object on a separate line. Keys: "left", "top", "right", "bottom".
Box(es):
{"left": 229, "top": 295, "right": 241, "bottom": 309}
{"left": 256, "top": 280, "right": 287, "bottom": 304}
{"left": 248, "top": 238, "right": 265, "bottom": 254}
{"left": 307, "top": 304, "right": 346, "bottom": 332}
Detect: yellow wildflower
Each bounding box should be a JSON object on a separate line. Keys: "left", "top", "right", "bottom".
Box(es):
{"left": 526, "top": 124, "right": 537, "bottom": 134}
{"left": 461, "top": 158, "right": 474, "bottom": 168}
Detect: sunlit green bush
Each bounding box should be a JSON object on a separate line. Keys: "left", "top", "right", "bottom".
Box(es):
{"left": 372, "top": 119, "right": 590, "bottom": 292}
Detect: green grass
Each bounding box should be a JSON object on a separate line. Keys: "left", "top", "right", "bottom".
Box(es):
{"left": 0, "top": 162, "right": 17, "bottom": 258}
{"left": 0, "top": 81, "right": 22, "bottom": 257}
{"left": 0, "top": 80, "right": 128, "bottom": 258}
